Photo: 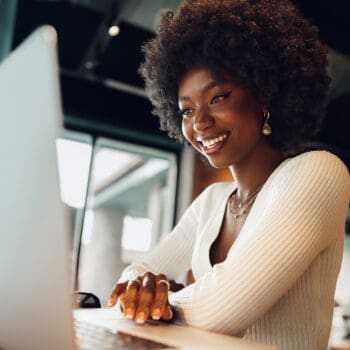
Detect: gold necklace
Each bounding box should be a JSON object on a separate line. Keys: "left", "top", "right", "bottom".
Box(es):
{"left": 228, "top": 186, "right": 262, "bottom": 219}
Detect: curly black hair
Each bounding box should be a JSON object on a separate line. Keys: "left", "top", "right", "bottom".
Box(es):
{"left": 139, "top": 0, "right": 330, "bottom": 152}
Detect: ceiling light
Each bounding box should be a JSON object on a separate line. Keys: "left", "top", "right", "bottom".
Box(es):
{"left": 108, "top": 25, "right": 120, "bottom": 37}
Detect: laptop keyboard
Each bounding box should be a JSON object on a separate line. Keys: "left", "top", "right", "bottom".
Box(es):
{"left": 75, "top": 320, "right": 177, "bottom": 350}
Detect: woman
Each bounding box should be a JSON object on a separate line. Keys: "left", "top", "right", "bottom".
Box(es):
{"left": 109, "top": 1, "right": 350, "bottom": 349}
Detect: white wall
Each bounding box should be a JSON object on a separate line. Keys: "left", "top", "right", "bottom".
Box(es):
{"left": 335, "top": 234, "right": 350, "bottom": 306}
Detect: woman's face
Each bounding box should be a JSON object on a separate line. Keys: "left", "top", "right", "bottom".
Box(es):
{"left": 178, "top": 67, "right": 270, "bottom": 168}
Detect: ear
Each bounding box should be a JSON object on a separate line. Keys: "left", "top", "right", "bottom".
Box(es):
{"left": 262, "top": 106, "right": 269, "bottom": 115}
{"left": 257, "top": 95, "right": 269, "bottom": 114}
{"left": 257, "top": 95, "right": 269, "bottom": 113}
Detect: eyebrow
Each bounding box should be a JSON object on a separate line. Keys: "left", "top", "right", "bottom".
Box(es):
{"left": 178, "top": 79, "right": 225, "bottom": 102}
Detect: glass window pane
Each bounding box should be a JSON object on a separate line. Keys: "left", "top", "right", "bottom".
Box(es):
{"left": 78, "top": 137, "right": 177, "bottom": 305}
{"left": 55, "top": 130, "right": 93, "bottom": 288}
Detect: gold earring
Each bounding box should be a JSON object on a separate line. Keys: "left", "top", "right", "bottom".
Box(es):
{"left": 262, "top": 111, "right": 272, "bottom": 136}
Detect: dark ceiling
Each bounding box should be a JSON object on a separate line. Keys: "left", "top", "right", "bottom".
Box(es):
{"left": 13, "top": 0, "right": 180, "bottom": 150}
{"left": 12, "top": 0, "right": 350, "bottom": 153}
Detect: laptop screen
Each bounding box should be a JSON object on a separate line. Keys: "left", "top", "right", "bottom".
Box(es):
{"left": 0, "top": 26, "right": 75, "bottom": 350}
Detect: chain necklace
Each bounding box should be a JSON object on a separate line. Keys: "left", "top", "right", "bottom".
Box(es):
{"left": 228, "top": 186, "right": 262, "bottom": 219}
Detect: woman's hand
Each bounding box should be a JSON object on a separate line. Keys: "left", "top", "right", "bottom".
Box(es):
{"left": 108, "top": 272, "right": 184, "bottom": 324}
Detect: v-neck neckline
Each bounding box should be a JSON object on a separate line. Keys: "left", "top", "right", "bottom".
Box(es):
{"left": 205, "top": 156, "right": 292, "bottom": 270}
{"left": 208, "top": 182, "right": 256, "bottom": 268}
{"left": 204, "top": 182, "right": 237, "bottom": 269}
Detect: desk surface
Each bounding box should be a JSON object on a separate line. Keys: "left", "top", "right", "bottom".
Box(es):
{"left": 74, "top": 309, "right": 279, "bottom": 350}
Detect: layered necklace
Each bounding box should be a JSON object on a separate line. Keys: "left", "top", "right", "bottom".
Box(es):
{"left": 228, "top": 186, "right": 262, "bottom": 219}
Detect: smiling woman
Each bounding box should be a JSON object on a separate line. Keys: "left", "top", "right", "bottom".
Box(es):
{"left": 108, "top": 1, "right": 350, "bottom": 349}
{"left": 178, "top": 67, "right": 278, "bottom": 169}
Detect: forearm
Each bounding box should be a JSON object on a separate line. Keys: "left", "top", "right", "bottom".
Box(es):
{"left": 118, "top": 185, "right": 210, "bottom": 283}
{"left": 170, "top": 152, "right": 350, "bottom": 335}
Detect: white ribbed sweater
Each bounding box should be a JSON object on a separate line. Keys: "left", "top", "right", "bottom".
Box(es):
{"left": 119, "top": 151, "right": 350, "bottom": 350}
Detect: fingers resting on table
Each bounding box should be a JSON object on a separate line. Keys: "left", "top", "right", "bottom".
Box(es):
{"left": 108, "top": 272, "right": 179, "bottom": 324}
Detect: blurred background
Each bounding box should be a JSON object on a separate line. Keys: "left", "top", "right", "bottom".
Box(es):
{"left": 0, "top": 0, "right": 349, "bottom": 330}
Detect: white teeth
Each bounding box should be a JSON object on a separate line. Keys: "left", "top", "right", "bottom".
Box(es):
{"left": 202, "top": 133, "right": 228, "bottom": 148}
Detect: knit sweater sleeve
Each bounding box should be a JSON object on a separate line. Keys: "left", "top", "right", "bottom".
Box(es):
{"left": 169, "top": 151, "right": 350, "bottom": 335}
{"left": 117, "top": 183, "right": 211, "bottom": 283}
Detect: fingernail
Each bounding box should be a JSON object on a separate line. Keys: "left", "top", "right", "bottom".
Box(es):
{"left": 136, "top": 312, "right": 146, "bottom": 324}
{"left": 152, "top": 308, "right": 161, "bottom": 320}
{"left": 125, "top": 308, "right": 133, "bottom": 319}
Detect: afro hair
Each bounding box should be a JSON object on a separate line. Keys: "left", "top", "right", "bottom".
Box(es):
{"left": 139, "top": 0, "right": 330, "bottom": 153}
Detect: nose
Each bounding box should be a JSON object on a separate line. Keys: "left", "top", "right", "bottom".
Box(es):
{"left": 193, "top": 107, "right": 214, "bottom": 132}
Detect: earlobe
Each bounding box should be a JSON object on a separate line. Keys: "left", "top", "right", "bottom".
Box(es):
{"left": 257, "top": 93, "right": 268, "bottom": 110}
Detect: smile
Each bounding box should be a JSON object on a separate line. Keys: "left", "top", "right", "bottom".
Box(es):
{"left": 197, "top": 132, "right": 230, "bottom": 155}
{"left": 201, "top": 133, "right": 228, "bottom": 148}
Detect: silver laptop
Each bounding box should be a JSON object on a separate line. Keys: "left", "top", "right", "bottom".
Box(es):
{"left": 0, "top": 26, "right": 276, "bottom": 350}
{"left": 0, "top": 25, "right": 76, "bottom": 350}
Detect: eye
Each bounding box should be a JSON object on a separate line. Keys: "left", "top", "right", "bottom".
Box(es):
{"left": 180, "top": 108, "right": 194, "bottom": 118}
{"left": 211, "top": 91, "right": 232, "bottom": 104}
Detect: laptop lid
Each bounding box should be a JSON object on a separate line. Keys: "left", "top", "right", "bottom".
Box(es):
{"left": 0, "top": 26, "right": 74, "bottom": 350}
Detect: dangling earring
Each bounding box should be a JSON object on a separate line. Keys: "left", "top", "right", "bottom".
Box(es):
{"left": 262, "top": 111, "right": 272, "bottom": 136}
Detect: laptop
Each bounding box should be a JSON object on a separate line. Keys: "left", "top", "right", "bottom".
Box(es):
{"left": 0, "top": 26, "right": 277, "bottom": 350}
